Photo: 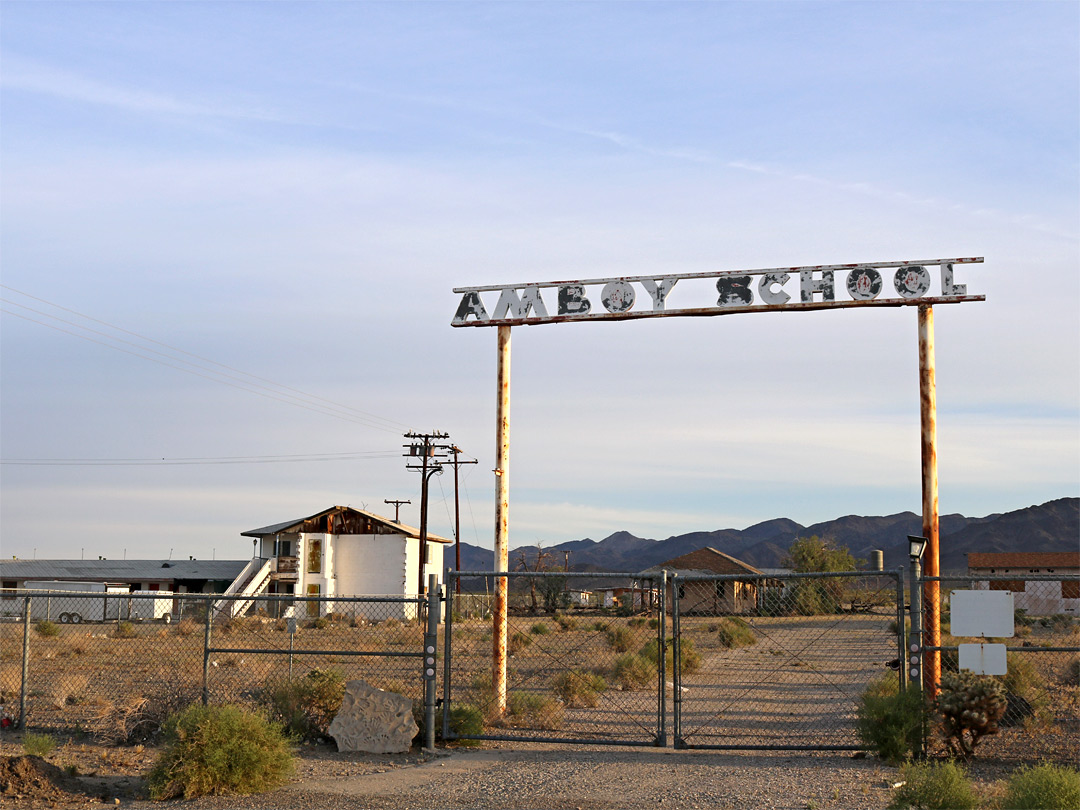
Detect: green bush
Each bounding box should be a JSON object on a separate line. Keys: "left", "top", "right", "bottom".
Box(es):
{"left": 611, "top": 654, "right": 656, "bottom": 690}
{"left": 114, "top": 621, "right": 137, "bottom": 639}
{"left": 529, "top": 622, "right": 550, "bottom": 635}
{"left": 1001, "top": 763, "right": 1080, "bottom": 810}
{"left": 856, "top": 676, "right": 924, "bottom": 764}
{"left": 605, "top": 626, "right": 634, "bottom": 652}
{"left": 639, "top": 638, "right": 702, "bottom": 675}
{"left": 505, "top": 691, "right": 563, "bottom": 729}
{"left": 551, "top": 669, "right": 606, "bottom": 707}
{"left": 23, "top": 732, "right": 56, "bottom": 757}
{"left": 444, "top": 705, "right": 483, "bottom": 746}
{"left": 715, "top": 617, "right": 757, "bottom": 648}
{"left": 509, "top": 631, "right": 532, "bottom": 654}
{"left": 35, "top": 621, "right": 60, "bottom": 638}
{"left": 888, "top": 761, "right": 979, "bottom": 809}
{"left": 147, "top": 704, "right": 294, "bottom": 800}
{"left": 266, "top": 668, "right": 345, "bottom": 740}
{"left": 553, "top": 613, "right": 577, "bottom": 631}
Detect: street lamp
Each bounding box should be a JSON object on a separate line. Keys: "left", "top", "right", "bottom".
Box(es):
{"left": 908, "top": 535, "right": 928, "bottom": 562}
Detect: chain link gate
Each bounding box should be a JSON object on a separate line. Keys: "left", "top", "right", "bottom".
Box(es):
{"left": 671, "top": 570, "right": 906, "bottom": 750}
{"left": 442, "top": 571, "right": 667, "bottom": 746}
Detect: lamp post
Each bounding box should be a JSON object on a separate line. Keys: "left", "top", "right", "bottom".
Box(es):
{"left": 907, "top": 534, "right": 928, "bottom": 758}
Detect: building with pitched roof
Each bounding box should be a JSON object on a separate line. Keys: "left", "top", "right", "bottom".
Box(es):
{"left": 967, "top": 551, "right": 1080, "bottom": 616}
{"left": 643, "top": 547, "right": 765, "bottom": 614}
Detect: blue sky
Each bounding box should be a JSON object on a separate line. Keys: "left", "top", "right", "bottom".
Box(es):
{"left": 2, "top": 2, "right": 1077, "bottom": 561}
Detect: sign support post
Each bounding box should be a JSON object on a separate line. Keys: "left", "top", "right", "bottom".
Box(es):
{"left": 918, "top": 304, "right": 941, "bottom": 697}
{"left": 493, "top": 324, "right": 511, "bottom": 715}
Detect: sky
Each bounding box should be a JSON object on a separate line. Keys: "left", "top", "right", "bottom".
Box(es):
{"left": 1, "top": 2, "right": 1077, "bottom": 563}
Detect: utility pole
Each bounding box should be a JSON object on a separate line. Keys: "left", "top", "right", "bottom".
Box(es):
{"left": 383, "top": 499, "right": 411, "bottom": 524}
{"left": 404, "top": 431, "right": 449, "bottom": 598}
{"left": 443, "top": 446, "right": 478, "bottom": 594}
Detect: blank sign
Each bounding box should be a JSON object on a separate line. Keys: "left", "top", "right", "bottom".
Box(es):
{"left": 951, "top": 590, "right": 1014, "bottom": 638}
{"left": 959, "top": 643, "right": 1008, "bottom": 675}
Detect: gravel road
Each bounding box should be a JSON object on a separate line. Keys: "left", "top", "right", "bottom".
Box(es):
{"left": 121, "top": 743, "right": 899, "bottom": 810}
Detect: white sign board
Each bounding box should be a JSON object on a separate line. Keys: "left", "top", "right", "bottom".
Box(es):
{"left": 958, "top": 643, "right": 1008, "bottom": 676}
{"left": 951, "top": 590, "right": 1014, "bottom": 638}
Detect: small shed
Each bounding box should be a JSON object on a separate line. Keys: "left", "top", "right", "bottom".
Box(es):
{"left": 967, "top": 551, "right": 1080, "bottom": 616}
{"left": 644, "top": 547, "right": 763, "bottom": 615}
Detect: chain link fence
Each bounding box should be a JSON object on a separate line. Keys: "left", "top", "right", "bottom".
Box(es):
{"left": 0, "top": 589, "right": 430, "bottom": 742}
{"left": 443, "top": 572, "right": 666, "bottom": 745}
{"left": 671, "top": 571, "right": 905, "bottom": 750}
{"left": 922, "top": 574, "right": 1080, "bottom": 764}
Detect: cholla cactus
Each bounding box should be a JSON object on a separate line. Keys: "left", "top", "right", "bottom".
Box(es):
{"left": 935, "top": 671, "right": 1007, "bottom": 759}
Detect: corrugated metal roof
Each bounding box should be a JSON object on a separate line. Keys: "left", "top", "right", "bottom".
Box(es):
{"left": 0, "top": 559, "right": 247, "bottom": 582}
{"left": 642, "top": 547, "right": 763, "bottom": 577}
{"left": 242, "top": 505, "right": 450, "bottom": 544}
{"left": 967, "top": 552, "right": 1080, "bottom": 570}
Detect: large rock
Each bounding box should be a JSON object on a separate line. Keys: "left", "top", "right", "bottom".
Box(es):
{"left": 328, "top": 680, "right": 418, "bottom": 753}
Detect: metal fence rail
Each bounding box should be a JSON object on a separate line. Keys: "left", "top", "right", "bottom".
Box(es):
{"left": 672, "top": 570, "right": 905, "bottom": 750}
{"left": 442, "top": 571, "right": 666, "bottom": 746}
{"left": 919, "top": 574, "right": 1080, "bottom": 765}
{"left": 0, "top": 589, "right": 431, "bottom": 741}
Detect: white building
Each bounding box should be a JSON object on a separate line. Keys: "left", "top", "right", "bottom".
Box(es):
{"left": 968, "top": 551, "right": 1080, "bottom": 616}
{"left": 239, "top": 505, "right": 451, "bottom": 619}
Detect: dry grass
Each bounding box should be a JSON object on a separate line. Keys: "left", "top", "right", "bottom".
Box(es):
{"left": 50, "top": 672, "right": 90, "bottom": 708}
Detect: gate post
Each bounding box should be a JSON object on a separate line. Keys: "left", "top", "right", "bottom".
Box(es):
{"left": 19, "top": 596, "right": 30, "bottom": 728}
{"left": 202, "top": 597, "right": 213, "bottom": 706}
{"left": 908, "top": 559, "right": 925, "bottom": 758}
{"left": 442, "top": 570, "right": 455, "bottom": 741}
{"left": 671, "top": 575, "right": 684, "bottom": 748}
{"left": 423, "top": 573, "right": 440, "bottom": 751}
{"left": 657, "top": 571, "right": 667, "bottom": 747}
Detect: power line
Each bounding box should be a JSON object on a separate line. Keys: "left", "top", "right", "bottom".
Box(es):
{"left": 1, "top": 286, "right": 411, "bottom": 432}
{"left": 1, "top": 450, "right": 401, "bottom": 466}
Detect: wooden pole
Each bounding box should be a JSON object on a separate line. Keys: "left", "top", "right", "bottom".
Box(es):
{"left": 918, "top": 304, "right": 941, "bottom": 697}
{"left": 493, "top": 325, "right": 511, "bottom": 714}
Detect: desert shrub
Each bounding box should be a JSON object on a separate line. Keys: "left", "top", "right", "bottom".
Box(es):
{"left": 1063, "top": 657, "right": 1080, "bottom": 686}
{"left": 1001, "top": 763, "right": 1080, "bottom": 810}
{"left": 715, "top": 617, "right": 757, "bottom": 649}
{"left": 97, "top": 674, "right": 200, "bottom": 745}
{"left": 146, "top": 704, "right": 294, "bottom": 799}
{"left": 23, "top": 732, "right": 56, "bottom": 757}
{"left": 888, "top": 761, "right": 979, "bottom": 809}
{"left": 605, "top": 626, "right": 634, "bottom": 653}
{"left": 591, "top": 621, "right": 608, "bottom": 632}
{"left": 648, "top": 618, "right": 659, "bottom": 629}
{"left": 627, "top": 617, "right": 647, "bottom": 628}
{"left": 551, "top": 670, "right": 606, "bottom": 707}
{"left": 114, "top": 621, "right": 137, "bottom": 639}
{"left": 35, "top": 620, "right": 60, "bottom": 638}
{"left": 530, "top": 622, "right": 549, "bottom": 636}
{"left": 173, "top": 618, "right": 196, "bottom": 637}
{"left": 553, "top": 613, "right": 577, "bottom": 631}
{"left": 1014, "top": 608, "right": 1035, "bottom": 627}
{"left": 444, "top": 705, "right": 483, "bottom": 745}
{"left": 381, "top": 617, "right": 401, "bottom": 629}
{"left": 936, "top": 671, "right": 1007, "bottom": 759}
{"left": 266, "top": 668, "right": 345, "bottom": 740}
{"left": 614, "top": 603, "right": 634, "bottom": 618}
{"left": 508, "top": 631, "right": 532, "bottom": 654}
{"left": 51, "top": 672, "right": 90, "bottom": 708}
{"left": 1042, "top": 613, "right": 1073, "bottom": 633}
{"left": 856, "top": 675, "right": 924, "bottom": 764}
{"left": 997, "top": 652, "right": 1049, "bottom": 727}
{"left": 505, "top": 690, "right": 563, "bottom": 729}
{"left": 308, "top": 617, "right": 330, "bottom": 630}
{"left": 639, "top": 638, "right": 702, "bottom": 675}
{"left": 611, "top": 654, "right": 656, "bottom": 690}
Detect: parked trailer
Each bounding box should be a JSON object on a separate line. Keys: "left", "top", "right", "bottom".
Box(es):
{"left": 21, "top": 581, "right": 129, "bottom": 624}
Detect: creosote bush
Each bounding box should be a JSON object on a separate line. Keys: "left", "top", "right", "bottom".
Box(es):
{"left": 715, "top": 617, "right": 757, "bottom": 649}
{"left": 1001, "top": 763, "right": 1080, "bottom": 810}
{"left": 444, "top": 705, "right": 483, "bottom": 746}
{"left": 888, "top": 761, "right": 979, "bottom": 810}
{"left": 605, "top": 626, "right": 634, "bottom": 653}
{"left": 508, "top": 631, "right": 532, "bottom": 654}
{"left": 640, "top": 638, "right": 702, "bottom": 675}
{"left": 505, "top": 690, "right": 563, "bottom": 730}
{"left": 113, "top": 621, "right": 137, "bottom": 639}
{"left": 266, "top": 668, "right": 345, "bottom": 740}
{"left": 856, "top": 675, "right": 924, "bottom": 764}
{"left": 147, "top": 704, "right": 294, "bottom": 800}
{"left": 35, "top": 620, "right": 60, "bottom": 638}
{"left": 611, "top": 654, "right": 656, "bottom": 691}
{"left": 551, "top": 669, "right": 607, "bottom": 707}
{"left": 22, "top": 732, "right": 56, "bottom": 757}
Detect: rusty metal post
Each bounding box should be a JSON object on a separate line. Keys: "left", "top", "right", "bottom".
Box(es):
{"left": 493, "top": 324, "right": 511, "bottom": 715}
{"left": 918, "top": 304, "right": 941, "bottom": 698}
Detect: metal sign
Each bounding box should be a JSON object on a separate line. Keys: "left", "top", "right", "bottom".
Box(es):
{"left": 452, "top": 258, "right": 983, "bottom": 327}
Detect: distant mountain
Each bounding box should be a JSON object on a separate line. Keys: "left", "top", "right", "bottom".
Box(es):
{"left": 453, "top": 498, "right": 1077, "bottom": 576}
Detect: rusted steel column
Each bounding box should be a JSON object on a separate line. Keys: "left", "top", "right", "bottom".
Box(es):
{"left": 918, "top": 304, "right": 941, "bottom": 698}
{"left": 493, "top": 325, "right": 511, "bottom": 715}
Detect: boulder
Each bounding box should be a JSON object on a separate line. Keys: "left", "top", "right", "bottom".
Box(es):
{"left": 327, "top": 680, "right": 418, "bottom": 753}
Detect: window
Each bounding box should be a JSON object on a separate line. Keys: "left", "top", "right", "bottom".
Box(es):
{"left": 1, "top": 580, "right": 16, "bottom": 599}
{"left": 990, "top": 580, "right": 1025, "bottom": 592}
{"left": 715, "top": 580, "right": 728, "bottom": 601}
{"left": 1062, "top": 580, "right": 1080, "bottom": 600}
{"left": 306, "top": 584, "right": 321, "bottom": 617}
{"left": 306, "top": 538, "right": 322, "bottom": 574}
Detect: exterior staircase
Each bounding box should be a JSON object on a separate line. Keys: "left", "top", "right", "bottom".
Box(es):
{"left": 216, "top": 556, "right": 273, "bottom": 618}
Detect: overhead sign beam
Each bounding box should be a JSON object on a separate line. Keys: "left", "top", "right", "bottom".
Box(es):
{"left": 452, "top": 257, "right": 983, "bottom": 327}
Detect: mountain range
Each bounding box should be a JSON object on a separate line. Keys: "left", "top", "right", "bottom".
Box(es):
{"left": 453, "top": 497, "right": 1078, "bottom": 575}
